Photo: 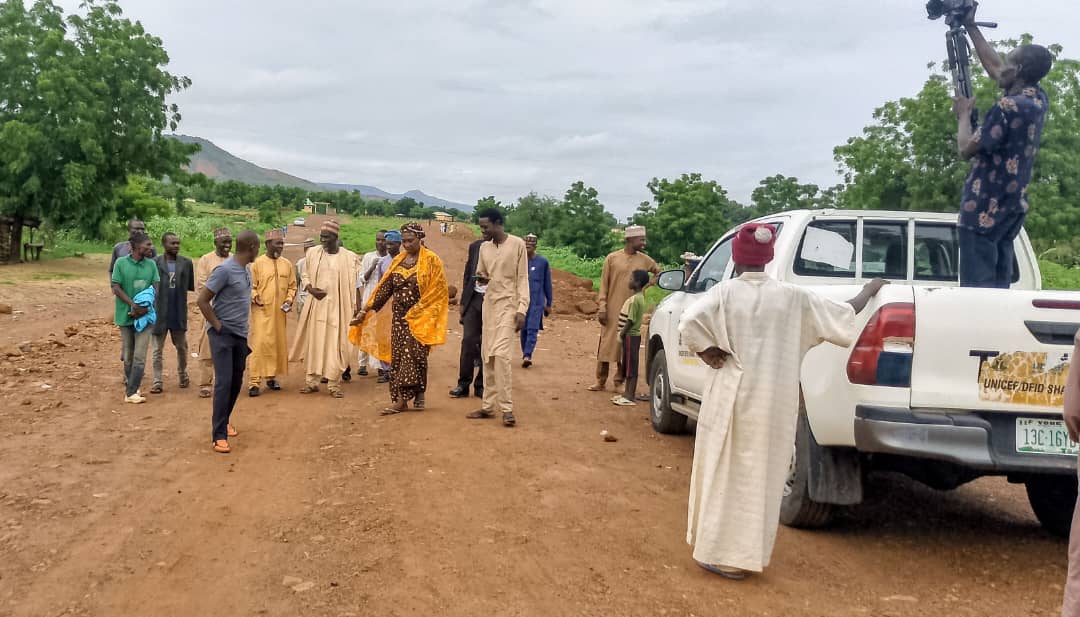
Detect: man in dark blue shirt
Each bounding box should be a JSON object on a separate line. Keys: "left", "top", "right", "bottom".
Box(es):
{"left": 150, "top": 233, "right": 195, "bottom": 394}
{"left": 953, "top": 15, "right": 1053, "bottom": 288}
{"left": 197, "top": 229, "right": 259, "bottom": 454}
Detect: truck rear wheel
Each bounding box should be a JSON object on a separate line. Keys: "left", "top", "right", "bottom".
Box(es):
{"left": 649, "top": 349, "right": 687, "bottom": 435}
{"left": 780, "top": 413, "right": 835, "bottom": 528}
{"left": 1025, "top": 475, "right": 1076, "bottom": 538}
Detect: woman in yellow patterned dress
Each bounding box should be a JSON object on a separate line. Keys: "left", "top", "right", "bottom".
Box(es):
{"left": 355, "top": 223, "right": 448, "bottom": 414}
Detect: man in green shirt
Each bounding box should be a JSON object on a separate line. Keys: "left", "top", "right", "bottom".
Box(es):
{"left": 111, "top": 232, "right": 160, "bottom": 404}
{"left": 611, "top": 270, "right": 650, "bottom": 407}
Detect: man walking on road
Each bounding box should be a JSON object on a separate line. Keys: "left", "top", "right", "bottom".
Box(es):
{"left": 521, "top": 233, "right": 552, "bottom": 368}
{"left": 466, "top": 208, "right": 529, "bottom": 427}
{"left": 290, "top": 220, "right": 359, "bottom": 398}
{"left": 247, "top": 228, "right": 296, "bottom": 397}
{"left": 111, "top": 232, "right": 160, "bottom": 404}
{"left": 194, "top": 228, "right": 232, "bottom": 398}
{"left": 356, "top": 230, "right": 388, "bottom": 377}
{"left": 450, "top": 234, "right": 488, "bottom": 398}
{"left": 678, "top": 223, "right": 886, "bottom": 580}
{"left": 150, "top": 232, "right": 194, "bottom": 394}
{"left": 590, "top": 225, "right": 659, "bottom": 393}
{"left": 198, "top": 230, "right": 259, "bottom": 454}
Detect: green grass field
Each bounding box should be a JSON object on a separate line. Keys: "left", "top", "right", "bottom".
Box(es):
{"left": 338, "top": 217, "right": 412, "bottom": 256}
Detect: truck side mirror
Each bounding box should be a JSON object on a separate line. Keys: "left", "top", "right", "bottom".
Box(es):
{"left": 657, "top": 269, "right": 686, "bottom": 292}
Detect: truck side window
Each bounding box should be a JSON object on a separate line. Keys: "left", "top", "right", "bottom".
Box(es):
{"left": 862, "top": 222, "right": 908, "bottom": 280}
{"left": 689, "top": 237, "right": 733, "bottom": 293}
{"left": 913, "top": 224, "right": 959, "bottom": 281}
{"left": 913, "top": 223, "right": 1020, "bottom": 283}
{"left": 794, "top": 221, "right": 856, "bottom": 278}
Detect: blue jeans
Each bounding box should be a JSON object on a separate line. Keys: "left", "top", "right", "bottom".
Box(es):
{"left": 120, "top": 326, "right": 153, "bottom": 397}
{"left": 520, "top": 328, "right": 540, "bottom": 358}
{"left": 958, "top": 210, "right": 1025, "bottom": 288}
{"left": 209, "top": 329, "right": 250, "bottom": 442}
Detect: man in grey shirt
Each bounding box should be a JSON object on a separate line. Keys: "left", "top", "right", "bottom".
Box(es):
{"left": 197, "top": 230, "right": 259, "bottom": 454}
{"left": 109, "top": 218, "right": 157, "bottom": 273}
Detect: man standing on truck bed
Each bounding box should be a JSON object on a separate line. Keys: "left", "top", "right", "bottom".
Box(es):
{"left": 678, "top": 223, "right": 886, "bottom": 580}
{"left": 952, "top": 8, "right": 1052, "bottom": 288}
{"left": 589, "top": 225, "right": 659, "bottom": 393}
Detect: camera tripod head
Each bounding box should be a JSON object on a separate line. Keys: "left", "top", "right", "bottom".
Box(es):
{"left": 926, "top": 0, "right": 997, "bottom": 30}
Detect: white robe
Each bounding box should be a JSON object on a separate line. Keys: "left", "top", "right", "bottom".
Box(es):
{"left": 678, "top": 271, "right": 856, "bottom": 572}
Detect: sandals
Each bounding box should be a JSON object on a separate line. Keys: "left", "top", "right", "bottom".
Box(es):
{"left": 179, "top": 377, "right": 191, "bottom": 389}
{"left": 212, "top": 440, "right": 230, "bottom": 454}
{"left": 611, "top": 396, "right": 636, "bottom": 407}
{"left": 381, "top": 406, "right": 406, "bottom": 416}
{"left": 502, "top": 412, "right": 517, "bottom": 427}
{"left": 522, "top": 358, "right": 533, "bottom": 369}
{"left": 696, "top": 562, "right": 748, "bottom": 581}
{"left": 150, "top": 385, "right": 163, "bottom": 395}
{"left": 413, "top": 396, "right": 426, "bottom": 410}
{"left": 330, "top": 389, "right": 344, "bottom": 399}
{"left": 466, "top": 410, "right": 495, "bottom": 420}
{"left": 300, "top": 385, "right": 320, "bottom": 394}
{"left": 227, "top": 424, "right": 238, "bottom": 437}
{"left": 586, "top": 384, "right": 605, "bottom": 392}
{"left": 199, "top": 388, "right": 212, "bottom": 398}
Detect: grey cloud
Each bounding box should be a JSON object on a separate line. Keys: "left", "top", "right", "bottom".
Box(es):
{"left": 52, "top": 0, "right": 1080, "bottom": 218}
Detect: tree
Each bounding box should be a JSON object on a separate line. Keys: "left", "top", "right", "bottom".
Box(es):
{"left": 548, "top": 181, "right": 618, "bottom": 259}
{"left": 750, "top": 174, "right": 823, "bottom": 214}
{"left": 833, "top": 36, "right": 1080, "bottom": 255}
{"left": 114, "top": 176, "right": 172, "bottom": 223}
{"left": 258, "top": 198, "right": 282, "bottom": 224}
{"left": 633, "top": 173, "right": 741, "bottom": 264}
{"left": 0, "top": 0, "right": 196, "bottom": 261}
{"left": 505, "top": 192, "right": 558, "bottom": 238}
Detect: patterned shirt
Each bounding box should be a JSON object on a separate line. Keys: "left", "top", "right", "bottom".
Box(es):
{"left": 959, "top": 86, "right": 1049, "bottom": 232}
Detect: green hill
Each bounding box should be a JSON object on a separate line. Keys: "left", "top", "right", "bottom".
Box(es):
{"left": 170, "top": 134, "right": 321, "bottom": 190}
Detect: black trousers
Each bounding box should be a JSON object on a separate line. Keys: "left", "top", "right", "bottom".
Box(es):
{"left": 209, "top": 329, "right": 250, "bottom": 442}
{"left": 457, "top": 294, "right": 484, "bottom": 391}
{"left": 958, "top": 210, "right": 1025, "bottom": 288}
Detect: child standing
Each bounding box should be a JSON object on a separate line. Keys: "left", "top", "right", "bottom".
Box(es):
{"left": 612, "top": 270, "right": 650, "bottom": 407}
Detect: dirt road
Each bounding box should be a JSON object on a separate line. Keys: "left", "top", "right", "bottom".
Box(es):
{"left": 0, "top": 222, "right": 1069, "bottom": 616}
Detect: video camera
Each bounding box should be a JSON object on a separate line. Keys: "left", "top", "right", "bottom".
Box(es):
{"left": 926, "top": 0, "right": 996, "bottom": 127}
{"left": 926, "top": 0, "right": 976, "bottom": 26}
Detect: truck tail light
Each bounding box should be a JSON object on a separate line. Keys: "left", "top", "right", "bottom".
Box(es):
{"left": 847, "top": 303, "right": 915, "bottom": 387}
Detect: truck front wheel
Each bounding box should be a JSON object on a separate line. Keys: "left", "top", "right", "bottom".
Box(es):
{"left": 780, "top": 413, "right": 835, "bottom": 528}
{"left": 1025, "top": 475, "right": 1076, "bottom": 538}
{"left": 649, "top": 349, "right": 687, "bottom": 435}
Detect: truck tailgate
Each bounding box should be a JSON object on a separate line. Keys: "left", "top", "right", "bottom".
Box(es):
{"left": 909, "top": 287, "right": 1079, "bottom": 415}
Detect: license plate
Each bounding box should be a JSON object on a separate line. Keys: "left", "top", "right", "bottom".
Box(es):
{"left": 1015, "top": 418, "right": 1080, "bottom": 456}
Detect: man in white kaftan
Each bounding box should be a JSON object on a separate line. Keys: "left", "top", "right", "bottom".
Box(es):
{"left": 677, "top": 223, "right": 886, "bottom": 578}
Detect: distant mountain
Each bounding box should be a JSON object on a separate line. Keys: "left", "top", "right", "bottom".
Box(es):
{"left": 170, "top": 135, "right": 321, "bottom": 191}
{"left": 169, "top": 135, "right": 472, "bottom": 211}
{"left": 319, "top": 183, "right": 471, "bottom": 212}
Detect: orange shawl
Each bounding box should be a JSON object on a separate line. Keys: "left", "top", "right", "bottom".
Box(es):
{"left": 349, "top": 247, "right": 449, "bottom": 363}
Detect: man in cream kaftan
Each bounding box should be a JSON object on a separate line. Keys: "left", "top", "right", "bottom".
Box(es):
{"left": 194, "top": 228, "right": 232, "bottom": 397}
{"left": 466, "top": 209, "right": 529, "bottom": 427}
{"left": 289, "top": 220, "right": 359, "bottom": 397}
{"left": 676, "top": 223, "right": 885, "bottom": 577}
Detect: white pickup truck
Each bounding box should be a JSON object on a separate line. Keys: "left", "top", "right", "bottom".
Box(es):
{"left": 646, "top": 209, "right": 1079, "bottom": 536}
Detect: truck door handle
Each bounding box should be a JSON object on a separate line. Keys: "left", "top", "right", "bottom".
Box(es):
{"left": 1024, "top": 320, "right": 1079, "bottom": 346}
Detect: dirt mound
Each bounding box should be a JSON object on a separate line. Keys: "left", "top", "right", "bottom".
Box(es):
{"left": 551, "top": 269, "right": 598, "bottom": 319}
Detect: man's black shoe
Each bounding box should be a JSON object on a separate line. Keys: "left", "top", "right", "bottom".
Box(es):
{"left": 358, "top": 367, "right": 369, "bottom": 377}
{"left": 342, "top": 367, "right": 352, "bottom": 382}
{"left": 248, "top": 386, "right": 260, "bottom": 397}
{"left": 267, "top": 379, "right": 282, "bottom": 391}
{"left": 449, "top": 386, "right": 469, "bottom": 398}
{"left": 474, "top": 388, "right": 484, "bottom": 399}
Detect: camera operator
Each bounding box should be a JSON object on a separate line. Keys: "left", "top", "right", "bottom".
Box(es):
{"left": 952, "top": 7, "right": 1052, "bottom": 288}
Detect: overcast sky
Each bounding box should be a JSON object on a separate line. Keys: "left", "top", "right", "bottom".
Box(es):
{"left": 60, "top": 0, "right": 1079, "bottom": 217}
